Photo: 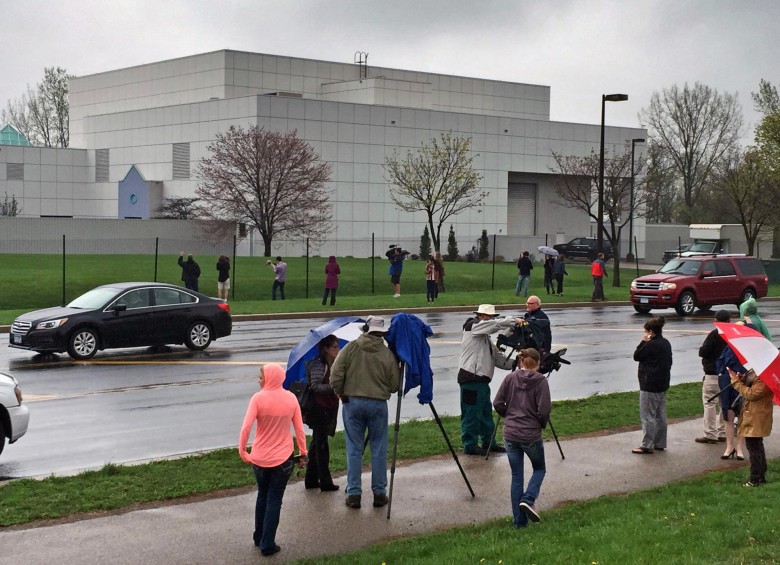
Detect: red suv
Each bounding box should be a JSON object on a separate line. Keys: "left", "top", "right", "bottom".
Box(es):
{"left": 630, "top": 255, "right": 768, "bottom": 316}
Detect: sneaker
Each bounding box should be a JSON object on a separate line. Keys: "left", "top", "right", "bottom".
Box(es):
{"left": 373, "top": 493, "right": 389, "bottom": 507}
{"left": 463, "top": 446, "right": 488, "bottom": 456}
{"left": 393, "top": 294, "right": 401, "bottom": 298}
{"left": 519, "top": 501, "right": 541, "bottom": 522}
{"left": 744, "top": 481, "right": 760, "bottom": 487}
{"left": 345, "top": 494, "right": 361, "bottom": 508}
{"left": 695, "top": 437, "right": 718, "bottom": 444}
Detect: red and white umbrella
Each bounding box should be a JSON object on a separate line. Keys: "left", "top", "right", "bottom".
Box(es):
{"left": 714, "top": 322, "right": 780, "bottom": 406}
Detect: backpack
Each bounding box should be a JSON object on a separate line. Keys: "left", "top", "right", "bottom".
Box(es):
{"left": 289, "top": 379, "right": 315, "bottom": 425}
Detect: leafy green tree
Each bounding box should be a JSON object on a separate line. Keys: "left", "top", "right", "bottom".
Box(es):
{"left": 384, "top": 132, "right": 485, "bottom": 253}
{"left": 419, "top": 226, "right": 432, "bottom": 259}
{"left": 478, "top": 229, "right": 490, "bottom": 260}
{"left": 446, "top": 225, "right": 459, "bottom": 261}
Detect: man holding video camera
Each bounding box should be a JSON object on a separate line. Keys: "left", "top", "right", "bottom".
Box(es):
{"left": 458, "top": 304, "right": 524, "bottom": 456}
{"left": 386, "top": 245, "right": 408, "bottom": 298}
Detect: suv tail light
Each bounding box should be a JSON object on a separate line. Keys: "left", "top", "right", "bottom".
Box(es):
{"left": 218, "top": 302, "right": 231, "bottom": 313}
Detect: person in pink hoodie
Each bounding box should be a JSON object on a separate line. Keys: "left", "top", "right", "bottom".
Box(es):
{"left": 239, "top": 363, "right": 308, "bottom": 557}
{"left": 322, "top": 255, "right": 341, "bottom": 306}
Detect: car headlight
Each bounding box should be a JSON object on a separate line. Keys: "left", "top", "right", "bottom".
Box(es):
{"left": 631, "top": 280, "right": 637, "bottom": 290}
{"left": 35, "top": 318, "right": 69, "bottom": 330}
{"left": 659, "top": 282, "right": 677, "bottom": 291}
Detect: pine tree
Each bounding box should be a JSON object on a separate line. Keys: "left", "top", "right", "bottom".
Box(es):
{"left": 478, "top": 229, "right": 490, "bottom": 260}
{"left": 420, "top": 226, "right": 432, "bottom": 258}
{"left": 447, "top": 225, "right": 459, "bottom": 261}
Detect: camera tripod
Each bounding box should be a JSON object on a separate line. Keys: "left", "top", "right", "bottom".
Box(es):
{"left": 486, "top": 348, "right": 570, "bottom": 460}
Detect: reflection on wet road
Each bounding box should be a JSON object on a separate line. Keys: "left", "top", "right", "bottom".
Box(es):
{"left": 2, "top": 303, "right": 778, "bottom": 479}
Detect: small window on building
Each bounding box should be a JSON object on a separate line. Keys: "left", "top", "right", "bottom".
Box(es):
{"left": 6, "top": 163, "right": 24, "bottom": 181}
{"left": 172, "top": 143, "right": 190, "bottom": 180}
{"left": 96, "top": 149, "right": 110, "bottom": 182}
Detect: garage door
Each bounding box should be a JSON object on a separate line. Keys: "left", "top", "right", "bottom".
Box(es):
{"left": 507, "top": 182, "right": 537, "bottom": 235}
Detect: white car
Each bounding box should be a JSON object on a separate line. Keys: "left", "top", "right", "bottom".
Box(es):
{"left": 0, "top": 371, "right": 30, "bottom": 458}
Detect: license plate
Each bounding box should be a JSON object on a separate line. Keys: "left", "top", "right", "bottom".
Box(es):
{"left": 640, "top": 297, "right": 649, "bottom": 304}
{"left": 12, "top": 333, "right": 22, "bottom": 344}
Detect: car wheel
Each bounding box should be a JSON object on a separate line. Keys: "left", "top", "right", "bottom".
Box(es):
{"left": 675, "top": 291, "right": 696, "bottom": 316}
{"left": 67, "top": 328, "right": 99, "bottom": 360}
{"left": 739, "top": 288, "right": 757, "bottom": 305}
{"left": 697, "top": 304, "right": 712, "bottom": 313}
{"left": 0, "top": 420, "right": 5, "bottom": 456}
{"left": 633, "top": 305, "right": 652, "bottom": 314}
{"left": 185, "top": 321, "right": 212, "bottom": 350}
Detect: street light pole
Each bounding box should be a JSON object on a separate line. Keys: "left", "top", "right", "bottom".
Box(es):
{"left": 597, "top": 93, "right": 629, "bottom": 255}
{"left": 627, "top": 137, "right": 645, "bottom": 261}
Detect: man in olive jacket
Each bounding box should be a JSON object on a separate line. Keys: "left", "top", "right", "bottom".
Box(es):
{"left": 331, "top": 315, "right": 401, "bottom": 509}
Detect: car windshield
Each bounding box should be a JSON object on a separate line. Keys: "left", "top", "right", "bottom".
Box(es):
{"left": 688, "top": 242, "right": 717, "bottom": 252}
{"left": 67, "top": 287, "right": 121, "bottom": 309}
{"left": 659, "top": 260, "right": 701, "bottom": 276}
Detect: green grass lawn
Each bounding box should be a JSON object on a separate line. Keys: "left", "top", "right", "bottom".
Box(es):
{"left": 0, "top": 253, "right": 650, "bottom": 323}
{"left": 0, "top": 383, "right": 701, "bottom": 527}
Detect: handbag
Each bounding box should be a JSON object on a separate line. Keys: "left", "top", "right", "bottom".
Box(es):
{"left": 289, "top": 380, "right": 315, "bottom": 425}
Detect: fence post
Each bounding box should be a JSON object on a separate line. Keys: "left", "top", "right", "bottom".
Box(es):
{"left": 371, "top": 233, "right": 375, "bottom": 294}
{"left": 306, "top": 238, "right": 310, "bottom": 299}
{"left": 232, "top": 234, "right": 237, "bottom": 301}
{"left": 154, "top": 237, "right": 159, "bottom": 282}
{"left": 491, "top": 233, "right": 497, "bottom": 290}
{"left": 61, "top": 234, "right": 66, "bottom": 306}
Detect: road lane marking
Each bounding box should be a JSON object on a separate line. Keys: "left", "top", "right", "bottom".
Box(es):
{"left": 73, "top": 360, "right": 278, "bottom": 366}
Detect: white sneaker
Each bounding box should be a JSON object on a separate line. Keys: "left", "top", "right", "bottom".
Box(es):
{"left": 519, "top": 501, "right": 540, "bottom": 522}
{"left": 393, "top": 294, "right": 400, "bottom": 298}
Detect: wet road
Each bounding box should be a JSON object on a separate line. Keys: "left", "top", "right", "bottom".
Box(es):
{"left": 2, "top": 303, "right": 778, "bottom": 479}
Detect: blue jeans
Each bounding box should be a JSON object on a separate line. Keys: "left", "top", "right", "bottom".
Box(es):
{"left": 342, "top": 397, "right": 389, "bottom": 496}
{"left": 252, "top": 459, "right": 294, "bottom": 552}
{"left": 505, "top": 439, "right": 546, "bottom": 527}
{"left": 515, "top": 275, "right": 530, "bottom": 297}
{"left": 272, "top": 280, "right": 285, "bottom": 300}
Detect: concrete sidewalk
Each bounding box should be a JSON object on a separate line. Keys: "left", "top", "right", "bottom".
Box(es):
{"left": 2, "top": 414, "right": 779, "bottom": 564}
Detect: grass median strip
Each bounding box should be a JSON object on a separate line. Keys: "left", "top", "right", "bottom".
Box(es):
{"left": 0, "top": 383, "right": 702, "bottom": 528}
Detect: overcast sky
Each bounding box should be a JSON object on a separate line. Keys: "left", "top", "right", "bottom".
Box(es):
{"left": 2, "top": 0, "right": 777, "bottom": 138}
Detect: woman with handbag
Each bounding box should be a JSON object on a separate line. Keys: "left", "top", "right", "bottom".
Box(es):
{"left": 238, "top": 363, "right": 308, "bottom": 557}
{"left": 304, "top": 334, "right": 341, "bottom": 492}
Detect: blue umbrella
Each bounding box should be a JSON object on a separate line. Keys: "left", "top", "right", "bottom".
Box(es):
{"left": 284, "top": 316, "right": 365, "bottom": 389}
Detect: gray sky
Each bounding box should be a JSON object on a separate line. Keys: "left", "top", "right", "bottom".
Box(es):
{"left": 2, "top": 0, "right": 777, "bottom": 138}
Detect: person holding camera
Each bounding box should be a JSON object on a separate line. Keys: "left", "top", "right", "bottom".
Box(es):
{"left": 632, "top": 316, "right": 673, "bottom": 454}
{"left": 493, "top": 348, "right": 551, "bottom": 527}
{"left": 238, "top": 363, "right": 308, "bottom": 557}
{"left": 268, "top": 256, "right": 287, "bottom": 300}
{"left": 330, "top": 316, "right": 401, "bottom": 509}
{"left": 728, "top": 367, "right": 773, "bottom": 487}
{"left": 458, "top": 304, "right": 523, "bottom": 456}
{"left": 386, "top": 245, "right": 407, "bottom": 298}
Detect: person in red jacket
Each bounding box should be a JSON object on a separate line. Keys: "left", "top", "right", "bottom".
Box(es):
{"left": 239, "top": 363, "right": 308, "bottom": 557}
{"left": 590, "top": 253, "right": 608, "bottom": 301}
{"left": 322, "top": 256, "right": 340, "bottom": 306}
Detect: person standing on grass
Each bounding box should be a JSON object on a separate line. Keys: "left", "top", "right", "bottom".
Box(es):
{"left": 330, "top": 315, "right": 401, "bottom": 510}
{"left": 590, "top": 253, "right": 608, "bottom": 301}
{"left": 632, "top": 316, "right": 673, "bottom": 454}
{"left": 425, "top": 256, "right": 438, "bottom": 303}
{"left": 728, "top": 366, "right": 774, "bottom": 487}
{"left": 494, "top": 348, "right": 551, "bottom": 528}
{"left": 322, "top": 256, "right": 340, "bottom": 306}
{"left": 216, "top": 255, "right": 230, "bottom": 301}
{"left": 238, "top": 363, "right": 308, "bottom": 557}
{"left": 387, "top": 246, "right": 406, "bottom": 298}
{"left": 695, "top": 310, "right": 729, "bottom": 445}
{"left": 553, "top": 256, "right": 568, "bottom": 296}
{"left": 457, "top": 304, "right": 522, "bottom": 456}
{"left": 543, "top": 255, "right": 555, "bottom": 295}
{"left": 268, "top": 256, "right": 287, "bottom": 300}
{"left": 515, "top": 251, "right": 533, "bottom": 297}
{"left": 434, "top": 251, "right": 446, "bottom": 296}
{"left": 178, "top": 251, "right": 201, "bottom": 292}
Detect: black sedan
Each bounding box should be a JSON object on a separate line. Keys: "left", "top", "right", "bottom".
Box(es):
{"left": 9, "top": 282, "right": 232, "bottom": 360}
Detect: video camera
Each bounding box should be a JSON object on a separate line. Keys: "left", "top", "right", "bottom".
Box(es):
{"left": 540, "top": 348, "right": 570, "bottom": 375}
{"left": 386, "top": 244, "right": 410, "bottom": 259}
{"left": 496, "top": 321, "right": 542, "bottom": 353}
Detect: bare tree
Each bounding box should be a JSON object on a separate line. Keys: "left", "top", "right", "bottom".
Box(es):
{"left": 639, "top": 82, "right": 744, "bottom": 223}
{"left": 156, "top": 197, "right": 201, "bottom": 219}
{"left": 1, "top": 193, "right": 22, "bottom": 217}
{"left": 1, "top": 67, "right": 71, "bottom": 147}
{"left": 642, "top": 142, "right": 680, "bottom": 223}
{"left": 752, "top": 79, "right": 779, "bottom": 117}
{"left": 711, "top": 149, "right": 779, "bottom": 255}
{"left": 384, "top": 132, "right": 485, "bottom": 253}
{"left": 196, "top": 125, "right": 332, "bottom": 256}
{"left": 551, "top": 148, "right": 645, "bottom": 287}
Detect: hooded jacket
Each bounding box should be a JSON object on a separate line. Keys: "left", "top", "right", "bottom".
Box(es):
{"left": 493, "top": 368, "right": 551, "bottom": 443}
{"left": 457, "top": 316, "right": 516, "bottom": 384}
{"left": 633, "top": 335, "right": 673, "bottom": 393}
{"left": 731, "top": 375, "right": 774, "bottom": 437}
{"left": 238, "top": 363, "right": 307, "bottom": 467}
{"left": 324, "top": 256, "right": 340, "bottom": 289}
{"left": 178, "top": 255, "right": 201, "bottom": 285}
{"left": 330, "top": 333, "right": 401, "bottom": 400}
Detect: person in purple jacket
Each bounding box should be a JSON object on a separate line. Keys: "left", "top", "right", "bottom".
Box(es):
{"left": 322, "top": 256, "right": 341, "bottom": 306}
{"left": 493, "top": 348, "right": 551, "bottom": 528}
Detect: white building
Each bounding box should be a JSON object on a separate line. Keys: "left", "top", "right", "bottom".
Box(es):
{"left": 1, "top": 50, "right": 646, "bottom": 256}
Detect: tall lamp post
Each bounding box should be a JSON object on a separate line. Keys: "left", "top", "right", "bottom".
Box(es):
{"left": 597, "top": 93, "right": 629, "bottom": 255}
{"left": 626, "top": 137, "right": 645, "bottom": 261}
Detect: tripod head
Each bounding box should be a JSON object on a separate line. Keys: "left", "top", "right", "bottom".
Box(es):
{"left": 541, "top": 348, "right": 570, "bottom": 375}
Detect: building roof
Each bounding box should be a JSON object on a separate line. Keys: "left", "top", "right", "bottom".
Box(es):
{"left": 0, "top": 124, "right": 32, "bottom": 146}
